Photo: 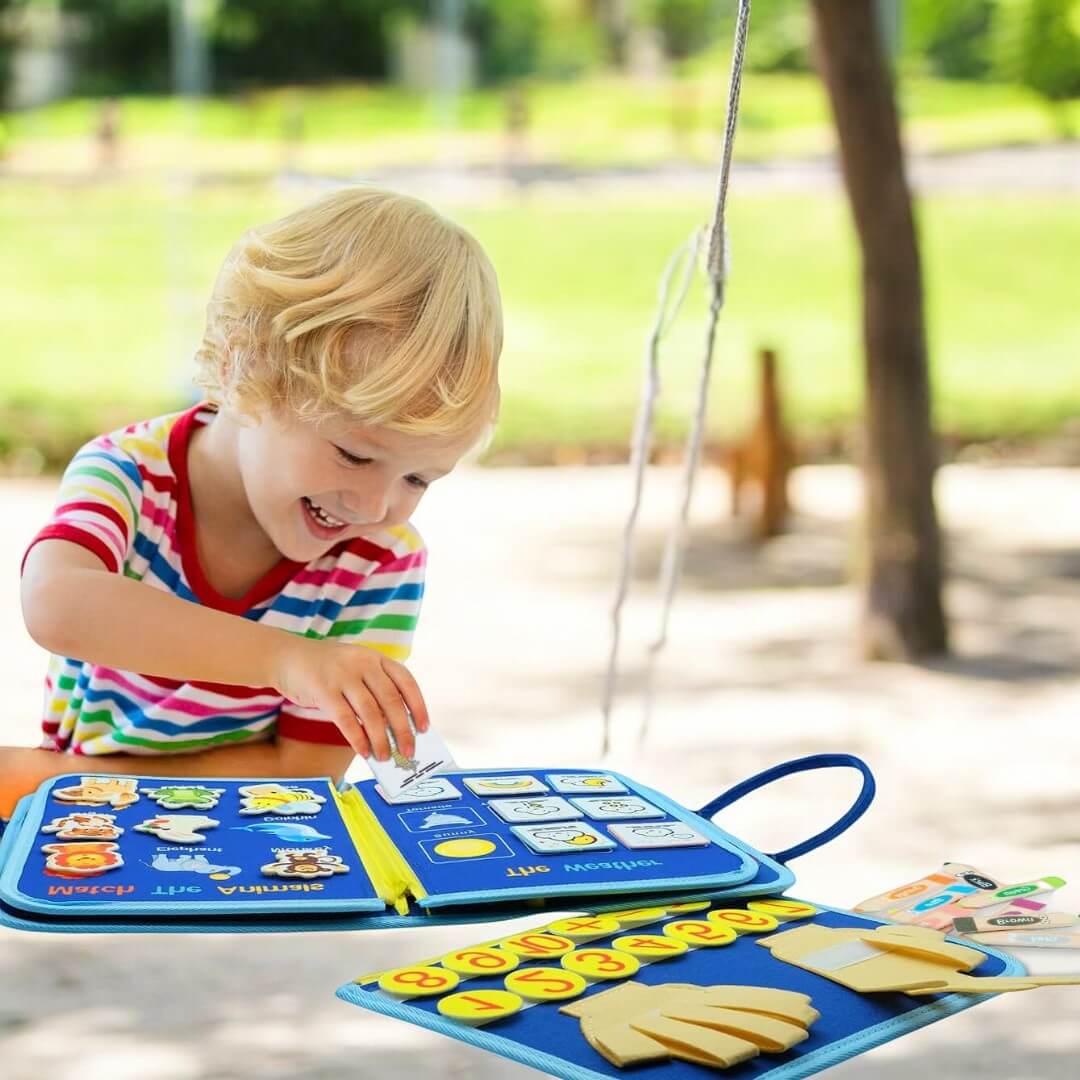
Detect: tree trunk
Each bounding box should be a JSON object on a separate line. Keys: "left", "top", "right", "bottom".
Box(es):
{"left": 810, "top": 0, "right": 949, "bottom": 659}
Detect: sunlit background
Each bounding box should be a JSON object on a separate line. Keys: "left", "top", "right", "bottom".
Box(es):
{"left": 1, "top": 5, "right": 1079, "bottom": 1077}
{"left": 1, "top": 0, "right": 1077, "bottom": 472}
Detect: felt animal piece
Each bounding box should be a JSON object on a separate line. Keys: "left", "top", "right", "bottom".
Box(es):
{"left": 41, "top": 812, "right": 124, "bottom": 841}
{"left": 41, "top": 841, "right": 123, "bottom": 878}
{"left": 53, "top": 777, "right": 139, "bottom": 809}
{"left": 260, "top": 847, "right": 350, "bottom": 880}
{"left": 133, "top": 814, "right": 219, "bottom": 843}
{"left": 149, "top": 852, "right": 242, "bottom": 879}
{"left": 141, "top": 785, "right": 226, "bottom": 810}
{"left": 757, "top": 923, "right": 1080, "bottom": 995}
{"left": 237, "top": 783, "right": 327, "bottom": 816}
{"left": 560, "top": 981, "right": 819, "bottom": 1070}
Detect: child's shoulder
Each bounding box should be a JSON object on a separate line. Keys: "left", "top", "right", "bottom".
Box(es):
{"left": 80, "top": 407, "right": 195, "bottom": 469}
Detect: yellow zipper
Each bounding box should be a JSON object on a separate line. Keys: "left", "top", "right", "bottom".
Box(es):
{"left": 332, "top": 785, "right": 426, "bottom": 915}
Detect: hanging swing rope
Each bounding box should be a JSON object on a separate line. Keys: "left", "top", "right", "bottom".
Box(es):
{"left": 601, "top": 0, "right": 753, "bottom": 756}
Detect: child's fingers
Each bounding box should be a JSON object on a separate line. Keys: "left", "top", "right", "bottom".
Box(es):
{"left": 364, "top": 669, "right": 415, "bottom": 758}
{"left": 385, "top": 661, "right": 430, "bottom": 733}
{"left": 343, "top": 684, "right": 391, "bottom": 761}
{"left": 331, "top": 694, "right": 372, "bottom": 758}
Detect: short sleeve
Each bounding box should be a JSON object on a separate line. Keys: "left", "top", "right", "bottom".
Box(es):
{"left": 276, "top": 532, "right": 427, "bottom": 746}
{"left": 22, "top": 435, "right": 142, "bottom": 575}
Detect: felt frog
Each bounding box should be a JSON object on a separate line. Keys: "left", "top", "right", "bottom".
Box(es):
{"left": 142, "top": 785, "right": 226, "bottom": 810}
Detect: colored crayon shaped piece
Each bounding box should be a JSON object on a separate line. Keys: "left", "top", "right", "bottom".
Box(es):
{"left": 903, "top": 893, "right": 1047, "bottom": 931}
{"left": 957, "top": 876, "right": 1067, "bottom": 910}
{"left": 964, "top": 929, "right": 1080, "bottom": 949}
{"left": 953, "top": 911, "right": 1077, "bottom": 935}
{"left": 854, "top": 866, "right": 970, "bottom": 914}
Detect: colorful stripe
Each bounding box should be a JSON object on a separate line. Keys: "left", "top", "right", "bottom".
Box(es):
{"left": 25, "top": 406, "right": 426, "bottom": 756}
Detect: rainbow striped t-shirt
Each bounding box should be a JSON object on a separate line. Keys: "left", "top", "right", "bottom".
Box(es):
{"left": 23, "top": 404, "right": 426, "bottom": 756}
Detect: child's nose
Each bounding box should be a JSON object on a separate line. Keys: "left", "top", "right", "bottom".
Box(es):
{"left": 342, "top": 485, "right": 390, "bottom": 524}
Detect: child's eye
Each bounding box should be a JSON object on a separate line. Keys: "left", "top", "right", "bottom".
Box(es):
{"left": 405, "top": 475, "right": 429, "bottom": 490}
{"left": 334, "top": 445, "right": 371, "bottom": 467}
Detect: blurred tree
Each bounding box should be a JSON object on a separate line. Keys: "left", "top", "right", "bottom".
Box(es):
{"left": 0, "top": 0, "right": 20, "bottom": 108}
{"left": 465, "top": 0, "right": 545, "bottom": 82}
{"left": 210, "top": 0, "right": 424, "bottom": 87}
{"left": 810, "top": 0, "right": 949, "bottom": 660}
{"left": 992, "top": 0, "right": 1080, "bottom": 133}
{"left": 61, "top": 0, "right": 172, "bottom": 94}
{"left": 905, "top": 0, "right": 997, "bottom": 79}
{"left": 744, "top": 0, "right": 812, "bottom": 72}
{"left": 643, "top": 0, "right": 720, "bottom": 60}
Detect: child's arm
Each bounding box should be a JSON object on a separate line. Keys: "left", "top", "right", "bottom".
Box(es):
{"left": 0, "top": 737, "right": 354, "bottom": 819}
{"left": 21, "top": 539, "right": 428, "bottom": 761}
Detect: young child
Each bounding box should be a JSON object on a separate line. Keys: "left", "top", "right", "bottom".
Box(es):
{"left": 0, "top": 187, "right": 502, "bottom": 818}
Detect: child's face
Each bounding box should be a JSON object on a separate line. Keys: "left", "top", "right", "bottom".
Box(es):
{"left": 235, "top": 410, "right": 472, "bottom": 561}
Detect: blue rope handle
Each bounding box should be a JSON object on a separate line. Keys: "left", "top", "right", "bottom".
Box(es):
{"left": 695, "top": 753, "right": 876, "bottom": 864}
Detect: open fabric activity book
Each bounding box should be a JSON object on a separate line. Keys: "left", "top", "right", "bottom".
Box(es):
{"left": 0, "top": 756, "right": 877, "bottom": 934}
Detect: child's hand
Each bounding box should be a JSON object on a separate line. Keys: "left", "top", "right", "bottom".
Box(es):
{"left": 271, "top": 637, "right": 430, "bottom": 761}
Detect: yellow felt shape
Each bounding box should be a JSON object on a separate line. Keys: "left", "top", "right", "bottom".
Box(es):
{"left": 757, "top": 924, "right": 1000, "bottom": 995}
{"left": 659, "top": 1004, "right": 810, "bottom": 1052}
{"left": 904, "top": 974, "right": 1080, "bottom": 995}
{"left": 559, "top": 981, "right": 656, "bottom": 1021}
{"left": 861, "top": 926, "right": 985, "bottom": 971}
{"left": 695, "top": 986, "right": 820, "bottom": 1028}
{"left": 582, "top": 1016, "right": 671, "bottom": 1067}
{"left": 629, "top": 1012, "right": 761, "bottom": 1068}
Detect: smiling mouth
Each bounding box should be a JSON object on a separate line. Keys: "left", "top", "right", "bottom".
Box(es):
{"left": 302, "top": 497, "right": 349, "bottom": 532}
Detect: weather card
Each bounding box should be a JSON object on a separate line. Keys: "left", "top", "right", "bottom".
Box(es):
{"left": 364, "top": 722, "right": 458, "bottom": 799}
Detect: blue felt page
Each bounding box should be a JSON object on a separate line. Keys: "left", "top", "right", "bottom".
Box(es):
{"left": 0, "top": 773, "right": 794, "bottom": 933}
{"left": 337, "top": 901, "right": 1024, "bottom": 1080}
{"left": 0, "top": 774, "right": 385, "bottom": 917}
{"left": 359, "top": 769, "right": 758, "bottom": 908}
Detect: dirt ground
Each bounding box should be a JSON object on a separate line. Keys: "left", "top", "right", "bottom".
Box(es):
{"left": 0, "top": 462, "right": 1077, "bottom": 1079}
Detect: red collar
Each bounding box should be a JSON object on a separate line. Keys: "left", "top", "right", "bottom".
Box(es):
{"left": 167, "top": 404, "right": 306, "bottom": 615}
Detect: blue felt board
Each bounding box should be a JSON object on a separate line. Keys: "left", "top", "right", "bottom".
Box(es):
{"left": 0, "top": 774, "right": 383, "bottom": 917}
{"left": 360, "top": 770, "right": 758, "bottom": 909}
{"left": 336, "top": 901, "right": 1024, "bottom": 1080}
{"left": 0, "top": 770, "right": 799, "bottom": 934}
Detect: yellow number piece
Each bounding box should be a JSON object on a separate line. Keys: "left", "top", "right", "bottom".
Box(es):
{"left": 747, "top": 898, "right": 819, "bottom": 921}
{"left": 499, "top": 933, "right": 576, "bottom": 959}
{"left": 546, "top": 916, "right": 622, "bottom": 939}
{"left": 441, "top": 947, "right": 519, "bottom": 977}
{"left": 437, "top": 989, "right": 523, "bottom": 1025}
{"left": 663, "top": 920, "right": 738, "bottom": 947}
{"left": 378, "top": 965, "right": 460, "bottom": 997}
{"left": 707, "top": 909, "right": 780, "bottom": 934}
{"left": 505, "top": 966, "right": 589, "bottom": 1001}
{"left": 611, "top": 933, "right": 689, "bottom": 960}
{"left": 562, "top": 948, "right": 641, "bottom": 980}
{"left": 605, "top": 907, "right": 669, "bottom": 927}
{"left": 665, "top": 900, "right": 711, "bottom": 914}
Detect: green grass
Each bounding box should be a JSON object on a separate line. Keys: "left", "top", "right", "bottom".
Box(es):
{"left": 5, "top": 72, "right": 1078, "bottom": 170}
{"left": 0, "top": 182, "right": 1077, "bottom": 468}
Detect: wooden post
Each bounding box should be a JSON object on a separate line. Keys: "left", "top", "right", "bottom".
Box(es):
{"left": 810, "top": 0, "right": 948, "bottom": 659}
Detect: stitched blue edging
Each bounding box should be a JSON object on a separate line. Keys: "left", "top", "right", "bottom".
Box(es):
{"left": 334, "top": 899, "right": 1027, "bottom": 1080}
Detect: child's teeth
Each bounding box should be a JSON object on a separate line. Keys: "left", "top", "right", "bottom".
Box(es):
{"left": 307, "top": 499, "right": 345, "bottom": 528}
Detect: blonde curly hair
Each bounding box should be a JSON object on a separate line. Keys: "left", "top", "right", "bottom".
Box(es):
{"left": 195, "top": 187, "right": 502, "bottom": 441}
